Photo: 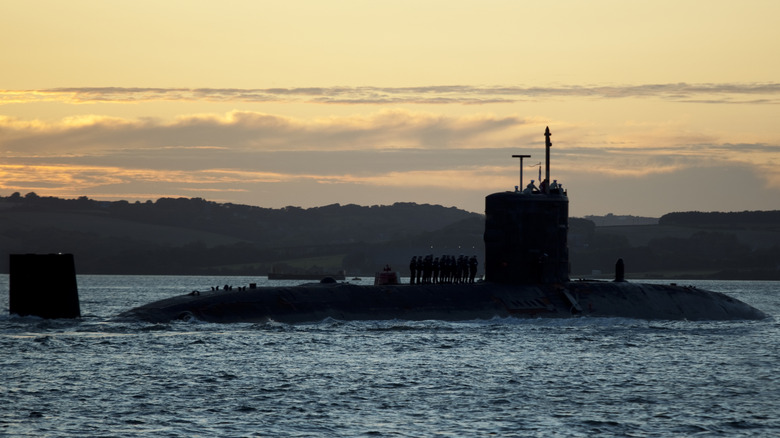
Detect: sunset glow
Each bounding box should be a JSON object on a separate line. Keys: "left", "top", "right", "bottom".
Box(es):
{"left": 2, "top": 1, "right": 779, "bottom": 216}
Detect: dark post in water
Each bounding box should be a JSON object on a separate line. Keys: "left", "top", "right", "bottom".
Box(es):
{"left": 9, "top": 254, "right": 80, "bottom": 319}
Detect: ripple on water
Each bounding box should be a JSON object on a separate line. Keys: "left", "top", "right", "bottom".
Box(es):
{"left": 0, "top": 277, "right": 778, "bottom": 437}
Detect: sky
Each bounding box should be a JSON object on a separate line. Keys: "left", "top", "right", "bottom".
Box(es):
{"left": 2, "top": 0, "right": 779, "bottom": 217}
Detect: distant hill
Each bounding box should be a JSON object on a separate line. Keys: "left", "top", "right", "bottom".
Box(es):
{"left": 0, "top": 192, "right": 481, "bottom": 275}
{"left": 584, "top": 213, "right": 658, "bottom": 226}
{"left": 571, "top": 210, "right": 780, "bottom": 280}
{"left": 2, "top": 192, "right": 778, "bottom": 279}
{"left": 660, "top": 210, "right": 780, "bottom": 227}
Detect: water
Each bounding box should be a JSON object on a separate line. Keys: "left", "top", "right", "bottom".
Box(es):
{"left": 1, "top": 276, "right": 778, "bottom": 437}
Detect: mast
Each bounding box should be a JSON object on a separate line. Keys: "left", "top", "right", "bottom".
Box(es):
{"left": 544, "top": 126, "right": 552, "bottom": 193}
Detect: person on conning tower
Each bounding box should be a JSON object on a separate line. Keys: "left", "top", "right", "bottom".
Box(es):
{"left": 522, "top": 180, "right": 538, "bottom": 194}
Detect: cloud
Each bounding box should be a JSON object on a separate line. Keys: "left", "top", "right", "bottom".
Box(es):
{"left": 567, "top": 163, "right": 780, "bottom": 216}
{"left": 2, "top": 83, "right": 779, "bottom": 105}
{"left": 3, "top": 154, "right": 778, "bottom": 216}
{"left": 1, "top": 105, "right": 778, "bottom": 214}
{"left": 2, "top": 109, "right": 777, "bottom": 182}
{"left": 0, "top": 109, "right": 527, "bottom": 154}
{"left": 0, "top": 108, "right": 535, "bottom": 201}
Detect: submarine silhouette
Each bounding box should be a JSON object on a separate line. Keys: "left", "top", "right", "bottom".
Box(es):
{"left": 115, "top": 127, "right": 766, "bottom": 323}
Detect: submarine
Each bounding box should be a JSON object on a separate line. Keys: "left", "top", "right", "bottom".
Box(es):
{"left": 115, "top": 127, "right": 766, "bottom": 323}
{"left": 8, "top": 128, "right": 766, "bottom": 322}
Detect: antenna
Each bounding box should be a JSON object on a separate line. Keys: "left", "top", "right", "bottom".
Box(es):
{"left": 511, "top": 154, "right": 531, "bottom": 190}
{"left": 544, "top": 126, "right": 552, "bottom": 193}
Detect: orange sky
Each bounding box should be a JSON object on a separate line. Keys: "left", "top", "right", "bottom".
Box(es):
{"left": 1, "top": 1, "right": 779, "bottom": 216}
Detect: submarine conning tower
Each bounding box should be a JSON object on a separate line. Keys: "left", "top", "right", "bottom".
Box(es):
{"left": 484, "top": 127, "right": 569, "bottom": 284}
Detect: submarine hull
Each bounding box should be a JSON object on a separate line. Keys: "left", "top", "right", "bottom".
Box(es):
{"left": 119, "top": 281, "right": 767, "bottom": 323}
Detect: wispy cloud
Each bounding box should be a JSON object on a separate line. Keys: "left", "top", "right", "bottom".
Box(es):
{"left": 3, "top": 109, "right": 777, "bottom": 179}
{"left": 2, "top": 83, "right": 779, "bottom": 105}
{"left": 0, "top": 109, "right": 527, "bottom": 154}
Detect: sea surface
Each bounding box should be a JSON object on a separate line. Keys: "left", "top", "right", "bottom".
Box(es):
{"left": 1, "top": 276, "right": 778, "bottom": 437}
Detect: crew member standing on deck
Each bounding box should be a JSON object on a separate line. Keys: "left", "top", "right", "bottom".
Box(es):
{"left": 409, "top": 256, "right": 417, "bottom": 284}
{"left": 469, "top": 255, "right": 478, "bottom": 284}
{"left": 423, "top": 255, "right": 433, "bottom": 284}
